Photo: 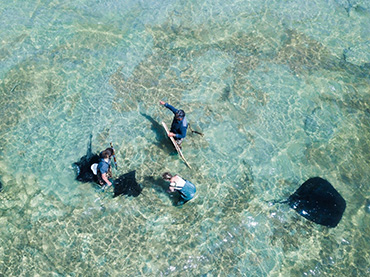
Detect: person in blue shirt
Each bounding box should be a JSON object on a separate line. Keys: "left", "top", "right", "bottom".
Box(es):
{"left": 97, "top": 148, "right": 113, "bottom": 187}
{"left": 160, "top": 101, "right": 188, "bottom": 148}
{"left": 162, "top": 172, "right": 196, "bottom": 205}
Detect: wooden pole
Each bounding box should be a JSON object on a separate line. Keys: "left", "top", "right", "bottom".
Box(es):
{"left": 162, "top": 122, "right": 192, "bottom": 169}
{"left": 110, "top": 142, "right": 118, "bottom": 170}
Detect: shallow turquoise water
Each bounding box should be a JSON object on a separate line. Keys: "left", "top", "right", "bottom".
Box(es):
{"left": 1, "top": 0, "right": 370, "bottom": 275}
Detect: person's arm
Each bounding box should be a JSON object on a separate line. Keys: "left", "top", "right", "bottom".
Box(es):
{"left": 160, "top": 101, "right": 178, "bottom": 115}
{"left": 102, "top": 173, "right": 112, "bottom": 186}
{"left": 166, "top": 180, "right": 176, "bottom": 192}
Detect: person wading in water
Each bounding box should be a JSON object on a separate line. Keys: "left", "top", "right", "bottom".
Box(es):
{"left": 160, "top": 101, "right": 188, "bottom": 149}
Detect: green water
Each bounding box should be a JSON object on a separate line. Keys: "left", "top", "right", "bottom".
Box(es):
{"left": 1, "top": 0, "right": 370, "bottom": 275}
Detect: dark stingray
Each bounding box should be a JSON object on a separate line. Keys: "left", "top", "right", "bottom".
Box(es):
{"left": 113, "top": 170, "right": 142, "bottom": 198}
{"left": 287, "top": 177, "right": 346, "bottom": 228}
{"left": 73, "top": 134, "right": 100, "bottom": 183}
{"left": 73, "top": 136, "right": 142, "bottom": 198}
{"left": 73, "top": 154, "right": 100, "bottom": 182}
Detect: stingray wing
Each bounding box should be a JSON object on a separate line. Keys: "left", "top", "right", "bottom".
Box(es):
{"left": 113, "top": 170, "right": 142, "bottom": 198}
{"left": 288, "top": 177, "right": 346, "bottom": 228}
{"left": 73, "top": 154, "right": 100, "bottom": 182}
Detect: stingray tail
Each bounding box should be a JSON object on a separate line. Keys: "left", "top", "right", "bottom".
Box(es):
{"left": 264, "top": 199, "right": 288, "bottom": 205}
{"left": 87, "top": 134, "right": 93, "bottom": 159}
{"left": 189, "top": 123, "right": 204, "bottom": 137}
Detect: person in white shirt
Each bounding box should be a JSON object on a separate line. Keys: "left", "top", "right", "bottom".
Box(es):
{"left": 162, "top": 172, "right": 196, "bottom": 205}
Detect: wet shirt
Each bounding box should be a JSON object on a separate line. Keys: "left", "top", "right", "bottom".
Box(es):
{"left": 164, "top": 103, "right": 188, "bottom": 139}
{"left": 97, "top": 158, "right": 110, "bottom": 175}
{"left": 170, "top": 175, "right": 196, "bottom": 201}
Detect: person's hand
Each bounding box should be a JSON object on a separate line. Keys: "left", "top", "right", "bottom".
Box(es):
{"left": 159, "top": 100, "right": 165, "bottom": 105}
{"left": 168, "top": 132, "right": 176, "bottom": 138}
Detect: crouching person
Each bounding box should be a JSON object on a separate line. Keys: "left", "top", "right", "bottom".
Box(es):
{"left": 162, "top": 172, "right": 196, "bottom": 205}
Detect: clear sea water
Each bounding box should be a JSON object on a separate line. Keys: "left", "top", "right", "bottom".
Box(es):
{"left": 1, "top": 0, "right": 370, "bottom": 276}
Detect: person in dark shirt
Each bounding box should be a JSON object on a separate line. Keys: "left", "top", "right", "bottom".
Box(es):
{"left": 160, "top": 101, "right": 188, "bottom": 148}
